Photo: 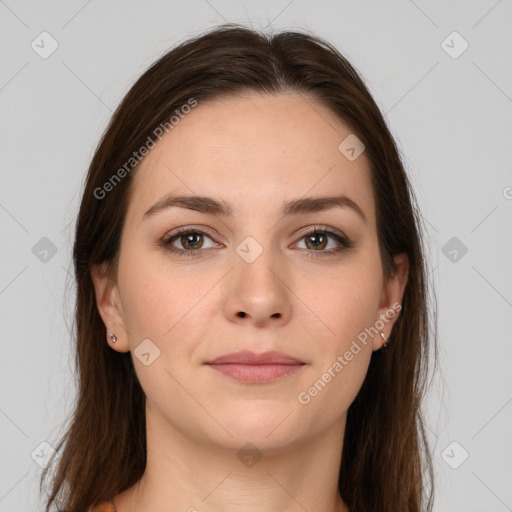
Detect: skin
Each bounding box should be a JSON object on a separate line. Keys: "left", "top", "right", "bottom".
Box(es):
{"left": 91, "top": 92, "right": 408, "bottom": 512}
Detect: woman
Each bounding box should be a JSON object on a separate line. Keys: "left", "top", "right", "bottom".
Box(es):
{"left": 41, "top": 24, "right": 436, "bottom": 512}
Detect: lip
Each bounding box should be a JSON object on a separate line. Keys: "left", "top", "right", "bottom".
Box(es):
{"left": 205, "top": 350, "right": 305, "bottom": 384}
{"left": 205, "top": 350, "right": 303, "bottom": 365}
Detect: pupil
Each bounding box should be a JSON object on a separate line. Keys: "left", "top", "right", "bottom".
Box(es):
{"left": 184, "top": 233, "right": 202, "bottom": 249}
{"left": 308, "top": 234, "right": 326, "bottom": 249}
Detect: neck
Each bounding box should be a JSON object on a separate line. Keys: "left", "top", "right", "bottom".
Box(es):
{"left": 116, "top": 404, "right": 349, "bottom": 512}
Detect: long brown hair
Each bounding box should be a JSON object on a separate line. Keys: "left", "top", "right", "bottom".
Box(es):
{"left": 41, "top": 24, "right": 437, "bottom": 512}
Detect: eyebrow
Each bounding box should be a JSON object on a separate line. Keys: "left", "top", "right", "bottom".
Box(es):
{"left": 142, "top": 193, "right": 368, "bottom": 224}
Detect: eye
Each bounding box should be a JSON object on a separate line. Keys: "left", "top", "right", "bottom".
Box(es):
{"left": 162, "top": 227, "right": 220, "bottom": 258}
{"left": 293, "top": 227, "right": 352, "bottom": 257}
{"left": 161, "top": 225, "right": 352, "bottom": 259}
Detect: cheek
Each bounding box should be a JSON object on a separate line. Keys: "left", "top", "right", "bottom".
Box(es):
{"left": 298, "top": 252, "right": 383, "bottom": 408}
{"left": 309, "top": 258, "right": 383, "bottom": 347}
{"left": 117, "top": 244, "right": 219, "bottom": 354}
{"left": 296, "top": 312, "right": 377, "bottom": 426}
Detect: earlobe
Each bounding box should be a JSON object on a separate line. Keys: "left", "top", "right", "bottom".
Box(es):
{"left": 90, "top": 262, "right": 129, "bottom": 352}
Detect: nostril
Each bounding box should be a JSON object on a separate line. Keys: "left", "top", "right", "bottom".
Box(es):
{"left": 238, "top": 312, "right": 247, "bottom": 318}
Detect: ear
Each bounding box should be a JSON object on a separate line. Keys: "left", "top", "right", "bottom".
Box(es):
{"left": 372, "top": 253, "right": 409, "bottom": 351}
{"left": 90, "top": 262, "right": 130, "bottom": 353}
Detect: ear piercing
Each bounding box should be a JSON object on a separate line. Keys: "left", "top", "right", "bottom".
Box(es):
{"left": 108, "top": 331, "right": 390, "bottom": 347}
{"left": 380, "top": 332, "right": 389, "bottom": 348}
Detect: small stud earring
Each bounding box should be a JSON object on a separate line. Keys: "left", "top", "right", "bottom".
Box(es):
{"left": 380, "top": 332, "right": 389, "bottom": 348}
{"left": 108, "top": 332, "right": 117, "bottom": 344}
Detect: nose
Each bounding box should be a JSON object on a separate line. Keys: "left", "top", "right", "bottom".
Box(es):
{"left": 223, "top": 250, "right": 292, "bottom": 328}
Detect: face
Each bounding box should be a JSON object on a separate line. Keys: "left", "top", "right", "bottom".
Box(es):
{"left": 92, "top": 92, "right": 408, "bottom": 452}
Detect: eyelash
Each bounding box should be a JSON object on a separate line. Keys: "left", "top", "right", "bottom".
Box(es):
{"left": 162, "top": 226, "right": 352, "bottom": 260}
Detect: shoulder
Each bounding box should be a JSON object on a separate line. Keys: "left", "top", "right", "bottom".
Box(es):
{"left": 87, "top": 499, "right": 116, "bottom": 512}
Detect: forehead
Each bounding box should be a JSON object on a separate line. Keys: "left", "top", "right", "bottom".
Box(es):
{"left": 128, "top": 92, "right": 375, "bottom": 223}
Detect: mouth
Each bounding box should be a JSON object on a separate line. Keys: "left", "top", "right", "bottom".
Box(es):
{"left": 204, "top": 350, "right": 306, "bottom": 384}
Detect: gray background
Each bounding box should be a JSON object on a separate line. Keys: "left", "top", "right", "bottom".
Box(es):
{"left": 1, "top": 1, "right": 511, "bottom": 510}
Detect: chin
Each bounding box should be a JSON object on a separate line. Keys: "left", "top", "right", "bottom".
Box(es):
{"left": 213, "top": 404, "right": 305, "bottom": 445}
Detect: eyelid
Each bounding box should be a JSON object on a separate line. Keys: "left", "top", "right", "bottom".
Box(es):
{"left": 164, "top": 225, "right": 225, "bottom": 245}
{"left": 293, "top": 224, "right": 350, "bottom": 243}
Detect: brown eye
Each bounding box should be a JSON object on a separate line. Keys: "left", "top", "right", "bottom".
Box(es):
{"left": 179, "top": 232, "right": 204, "bottom": 250}
{"left": 305, "top": 232, "right": 328, "bottom": 250}
{"left": 294, "top": 228, "right": 352, "bottom": 256}
{"left": 162, "top": 228, "right": 219, "bottom": 258}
